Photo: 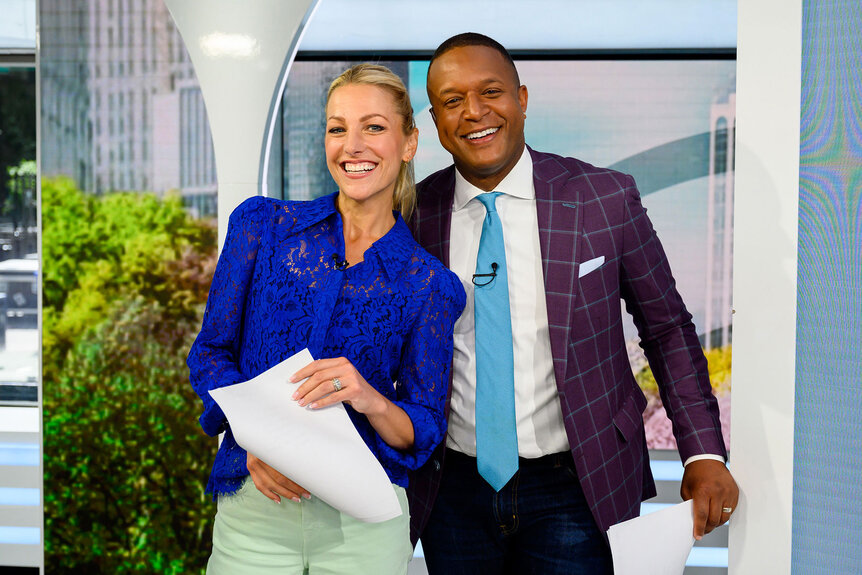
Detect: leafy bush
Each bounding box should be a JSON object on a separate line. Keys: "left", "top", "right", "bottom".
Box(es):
{"left": 42, "top": 177, "right": 218, "bottom": 573}
{"left": 42, "top": 177, "right": 213, "bottom": 379}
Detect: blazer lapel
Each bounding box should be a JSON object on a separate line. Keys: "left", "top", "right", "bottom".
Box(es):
{"left": 530, "top": 148, "right": 583, "bottom": 386}
{"left": 436, "top": 200, "right": 452, "bottom": 268}
{"left": 415, "top": 166, "right": 455, "bottom": 268}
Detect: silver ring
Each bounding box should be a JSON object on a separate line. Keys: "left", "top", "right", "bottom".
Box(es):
{"left": 722, "top": 507, "right": 733, "bottom": 514}
{"left": 332, "top": 377, "right": 343, "bottom": 392}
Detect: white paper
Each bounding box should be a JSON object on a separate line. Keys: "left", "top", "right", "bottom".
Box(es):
{"left": 607, "top": 500, "right": 695, "bottom": 575}
{"left": 209, "top": 348, "right": 402, "bottom": 523}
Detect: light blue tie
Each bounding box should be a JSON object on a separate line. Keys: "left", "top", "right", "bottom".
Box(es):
{"left": 473, "top": 192, "right": 518, "bottom": 491}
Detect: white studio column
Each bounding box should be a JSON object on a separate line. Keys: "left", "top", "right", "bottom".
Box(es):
{"left": 730, "top": 0, "right": 802, "bottom": 573}
{"left": 163, "top": 0, "right": 320, "bottom": 244}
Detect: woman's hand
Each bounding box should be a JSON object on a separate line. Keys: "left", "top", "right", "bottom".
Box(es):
{"left": 290, "top": 357, "right": 415, "bottom": 450}
{"left": 290, "top": 357, "right": 385, "bottom": 415}
{"left": 246, "top": 452, "right": 310, "bottom": 503}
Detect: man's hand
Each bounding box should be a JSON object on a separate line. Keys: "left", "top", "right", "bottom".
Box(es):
{"left": 247, "top": 452, "right": 310, "bottom": 503}
{"left": 680, "top": 459, "right": 739, "bottom": 540}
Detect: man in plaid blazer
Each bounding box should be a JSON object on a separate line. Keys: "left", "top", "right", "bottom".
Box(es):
{"left": 408, "top": 33, "right": 739, "bottom": 574}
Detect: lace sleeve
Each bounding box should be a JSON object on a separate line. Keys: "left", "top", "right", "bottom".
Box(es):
{"left": 187, "top": 196, "right": 269, "bottom": 436}
{"left": 377, "top": 265, "right": 466, "bottom": 470}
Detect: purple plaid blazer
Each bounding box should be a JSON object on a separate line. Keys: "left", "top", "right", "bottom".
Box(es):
{"left": 406, "top": 148, "right": 726, "bottom": 544}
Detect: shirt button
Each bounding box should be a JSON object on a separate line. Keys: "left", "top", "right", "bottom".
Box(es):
{"left": 433, "top": 459, "right": 441, "bottom": 471}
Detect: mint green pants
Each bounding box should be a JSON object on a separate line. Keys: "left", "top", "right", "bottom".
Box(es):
{"left": 207, "top": 477, "right": 412, "bottom": 575}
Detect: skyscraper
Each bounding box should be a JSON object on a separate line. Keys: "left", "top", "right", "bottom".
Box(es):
{"left": 40, "top": 0, "right": 217, "bottom": 215}
{"left": 705, "top": 84, "right": 736, "bottom": 350}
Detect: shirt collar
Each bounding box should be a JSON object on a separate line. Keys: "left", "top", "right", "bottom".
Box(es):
{"left": 452, "top": 146, "right": 534, "bottom": 211}
{"left": 295, "top": 192, "right": 413, "bottom": 282}
{"left": 364, "top": 215, "right": 415, "bottom": 282}
{"left": 286, "top": 191, "right": 339, "bottom": 233}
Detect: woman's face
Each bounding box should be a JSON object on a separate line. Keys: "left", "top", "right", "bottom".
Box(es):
{"left": 325, "top": 84, "right": 418, "bottom": 208}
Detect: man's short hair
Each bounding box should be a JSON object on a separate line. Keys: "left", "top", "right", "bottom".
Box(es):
{"left": 429, "top": 32, "right": 521, "bottom": 85}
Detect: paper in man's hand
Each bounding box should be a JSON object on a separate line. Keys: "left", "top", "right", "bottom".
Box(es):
{"left": 607, "top": 500, "right": 696, "bottom": 575}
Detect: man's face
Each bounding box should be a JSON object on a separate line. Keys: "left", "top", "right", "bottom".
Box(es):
{"left": 426, "top": 45, "right": 528, "bottom": 191}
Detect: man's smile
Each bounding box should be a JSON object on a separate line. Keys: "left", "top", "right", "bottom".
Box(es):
{"left": 464, "top": 127, "right": 500, "bottom": 142}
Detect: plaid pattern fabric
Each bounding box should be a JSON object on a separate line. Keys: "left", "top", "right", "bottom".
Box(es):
{"left": 407, "top": 148, "right": 726, "bottom": 544}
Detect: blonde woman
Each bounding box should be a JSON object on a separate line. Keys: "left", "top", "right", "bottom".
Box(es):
{"left": 189, "top": 64, "right": 465, "bottom": 574}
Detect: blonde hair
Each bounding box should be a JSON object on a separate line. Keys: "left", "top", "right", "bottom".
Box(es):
{"left": 326, "top": 63, "right": 417, "bottom": 220}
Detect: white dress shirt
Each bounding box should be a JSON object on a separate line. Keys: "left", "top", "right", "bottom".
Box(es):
{"left": 444, "top": 147, "right": 723, "bottom": 467}
{"left": 446, "top": 148, "right": 570, "bottom": 458}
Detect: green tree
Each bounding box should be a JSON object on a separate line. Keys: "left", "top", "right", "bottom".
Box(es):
{"left": 4, "top": 159, "right": 36, "bottom": 230}
{"left": 42, "top": 177, "right": 218, "bottom": 573}
{"left": 0, "top": 68, "right": 36, "bottom": 222}
{"left": 41, "top": 177, "right": 213, "bottom": 380}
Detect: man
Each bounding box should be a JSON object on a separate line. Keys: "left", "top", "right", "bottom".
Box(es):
{"left": 408, "top": 33, "right": 738, "bottom": 574}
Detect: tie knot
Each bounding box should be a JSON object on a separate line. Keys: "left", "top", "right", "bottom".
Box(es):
{"left": 475, "top": 191, "right": 502, "bottom": 213}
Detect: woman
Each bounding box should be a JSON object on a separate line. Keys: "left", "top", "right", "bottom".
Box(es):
{"left": 188, "top": 64, "right": 465, "bottom": 574}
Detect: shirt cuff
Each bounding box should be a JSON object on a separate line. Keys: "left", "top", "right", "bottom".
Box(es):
{"left": 683, "top": 454, "right": 726, "bottom": 467}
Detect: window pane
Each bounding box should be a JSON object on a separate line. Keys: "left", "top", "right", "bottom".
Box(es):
{"left": 0, "top": 63, "right": 40, "bottom": 571}
{"left": 0, "top": 66, "right": 38, "bottom": 395}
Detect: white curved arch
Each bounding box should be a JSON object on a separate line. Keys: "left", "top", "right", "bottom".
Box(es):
{"left": 163, "top": 0, "right": 320, "bottom": 245}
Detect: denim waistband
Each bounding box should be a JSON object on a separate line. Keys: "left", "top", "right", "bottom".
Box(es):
{"left": 445, "top": 447, "right": 574, "bottom": 468}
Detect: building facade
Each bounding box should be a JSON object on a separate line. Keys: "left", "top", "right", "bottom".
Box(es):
{"left": 705, "top": 86, "right": 736, "bottom": 350}
{"left": 40, "top": 0, "right": 217, "bottom": 214}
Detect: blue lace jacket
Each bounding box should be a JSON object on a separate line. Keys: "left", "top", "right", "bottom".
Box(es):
{"left": 188, "top": 193, "right": 465, "bottom": 498}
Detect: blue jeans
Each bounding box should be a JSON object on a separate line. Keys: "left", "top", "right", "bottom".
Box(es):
{"left": 421, "top": 449, "right": 613, "bottom": 575}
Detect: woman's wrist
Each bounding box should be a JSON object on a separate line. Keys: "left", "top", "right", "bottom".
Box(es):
{"left": 365, "top": 395, "right": 414, "bottom": 450}
{"left": 361, "top": 392, "right": 390, "bottom": 418}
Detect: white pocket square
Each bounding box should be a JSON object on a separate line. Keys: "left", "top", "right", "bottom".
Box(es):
{"left": 578, "top": 256, "right": 605, "bottom": 278}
